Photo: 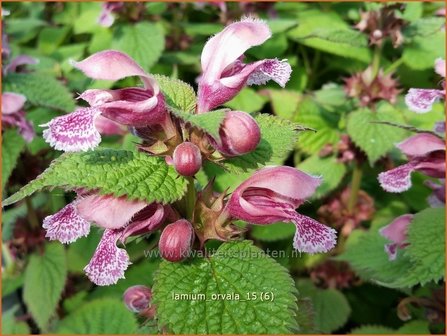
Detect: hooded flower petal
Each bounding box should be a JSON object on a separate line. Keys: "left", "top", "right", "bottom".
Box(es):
{"left": 197, "top": 18, "right": 291, "bottom": 112}
{"left": 73, "top": 50, "right": 166, "bottom": 125}
{"left": 120, "top": 203, "right": 166, "bottom": 243}
{"left": 42, "top": 202, "right": 91, "bottom": 244}
{"left": 200, "top": 17, "right": 271, "bottom": 83}
{"left": 76, "top": 194, "right": 148, "bottom": 230}
{"left": 379, "top": 214, "right": 413, "bottom": 261}
{"left": 378, "top": 162, "right": 417, "bottom": 193}
{"left": 405, "top": 88, "right": 444, "bottom": 113}
{"left": 227, "top": 166, "right": 336, "bottom": 253}
{"left": 397, "top": 133, "right": 445, "bottom": 158}
{"left": 292, "top": 214, "right": 337, "bottom": 254}
{"left": 41, "top": 107, "right": 101, "bottom": 152}
{"left": 84, "top": 229, "right": 130, "bottom": 286}
{"left": 4, "top": 55, "right": 38, "bottom": 74}
{"left": 2, "top": 92, "right": 26, "bottom": 115}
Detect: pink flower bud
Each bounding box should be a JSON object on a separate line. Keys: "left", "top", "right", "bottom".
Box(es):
{"left": 159, "top": 219, "right": 194, "bottom": 262}
{"left": 172, "top": 142, "right": 202, "bottom": 176}
{"left": 123, "top": 285, "right": 152, "bottom": 313}
{"left": 215, "top": 111, "right": 261, "bottom": 156}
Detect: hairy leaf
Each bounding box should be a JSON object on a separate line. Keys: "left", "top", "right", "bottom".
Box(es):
{"left": 112, "top": 22, "right": 165, "bottom": 71}
{"left": 347, "top": 104, "right": 408, "bottom": 165}
{"left": 2, "top": 129, "right": 26, "bottom": 191}
{"left": 154, "top": 74, "right": 196, "bottom": 113}
{"left": 23, "top": 243, "right": 67, "bottom": 330}
{"left": 3, "top": 149, "right": 187, "bottom": 206}
{"left": 152, "top": 241, "right": 298, "bottom": 334}
{"left": 57, "top": 299, "right": 138, "bottom": 334}
{"left": 3, "top": 73, "right": 75, "bottom": 112}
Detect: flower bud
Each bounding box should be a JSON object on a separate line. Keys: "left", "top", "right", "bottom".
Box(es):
{"left": 123, "top": 285, "right": 152, "bottom": 313}
{"left": 159, "top": 219, "right": 194, "bottom": 262}
{"left": 172, "top": 142, "right": 202, "bottom": 176}
{"left": 215, "top": 111, "right": 261, "bottom": 156}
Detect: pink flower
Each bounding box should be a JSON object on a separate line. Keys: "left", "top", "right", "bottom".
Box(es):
{"left": 123, "top": 285, "right": 152, "bottom": 313}
{"left": 426, "top": 179, "right": 445, "bottom": 207}
{"left": 405, "top": 58, "right": 445, "bottom": 113}
{"left": 42, "top": 50, "right": 166, "bottom": 152}
{"left": 42, "top": 194, "right": 166, "bottom": 285}
{"left": 379, "top": 214, "right": 413, "bottom": 261}
{"left": 97, "top": 2, "right": 123, "bottom": 28}
{"left": 2, "top": 92, "right": 35, "bottom": 142}
{"left": 225, "top": 166, "right": 337, "bottom": 253}
{"left": 197, "top": 17, "right": 292, "bottom": 113}
{"left": 378, "top": 133, "right": 445, "bottom": 193}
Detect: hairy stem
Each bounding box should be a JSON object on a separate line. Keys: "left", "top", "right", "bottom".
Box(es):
{"left": 347, "top": 163, "right": 363, "bottom": 213}
{"left": 371, "top": 45, "right": 382, "bottom": 79}
{"left": 184, "top": 177, "right": 196, "bottom": 221}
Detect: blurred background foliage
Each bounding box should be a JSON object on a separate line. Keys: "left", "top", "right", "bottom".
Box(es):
{"left": 1, "top": 1, "right": 445, "bottom": 334}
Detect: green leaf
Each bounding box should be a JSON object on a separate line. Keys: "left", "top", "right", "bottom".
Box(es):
{"left": 73, "top": 3, "right": 103, "bottom": 34}
{"left": 403, "top": 17, "right": 444, "bottom": 38}
{"left": 303, "top": 29, "right": 368, "bottom": 47}
{"left": 170, "top": 108, "right": 227, "bottom": 139}
{"left": 112, "top": 22, "right": 165, "bottom": 71}
{"left": 223, "top": 114, "right": 301, "bottom": 172}
{"left": 23, "top": 243, "right": 67, "bottom": 330}
{"left": 287, "top": 10, "right": 371, "bottom": 62}
{"left": 153, "top": 74, "right": 196, "bottom": 113}
{"left": 403, "top": 31, "right": 446, "bottom": 70}
{"left": 404, "top": 207, "right": 445, "bottom": 285}
{"left": 37, "top": 26, "right": 70, "bottom": 55}
{"left": 251, "top": 222, "right": 296, "bottom": 242}
{"left": 264, "top": 89, "right": 302, "bottom": 120}
{"left": 298, "top": 155, "right": 347, "bottom": 198}
{"left": 3, "top": 73, "right": 75, "bottom": 112}
{"left": 3, "top": 149, "right": 187, "bottom": 206}
{"left": 2, "top": 129, "right": 26, "bottom": 191}
{"left": 57, "top": 299, "right": 138, "bottom": 334}
{"left": 152, "top": 241, "right": 298, "bottom": 334}
{"left": 347, "top": 104, "right": 408, "bottom": 165}
{"left": 294, "top": 97, "right": 340, "bottom": 155}
{"left": 397, "top": 320, "right": 430, "bottom": 334}
{"left": 297, "top": 280, "right": 351, "bottom": 333}
{"left": 2, "top": 307, "right": 31, "bottom": 334}
{"left": 224, "top": 87, "right": 268, "bottom": 113}
{"left": 350, "top": 325, "right": 395, "bottom": 334}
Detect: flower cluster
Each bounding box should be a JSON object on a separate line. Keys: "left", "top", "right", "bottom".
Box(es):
{"left": 37, "top": 17, "right": 336, "bottom": 286}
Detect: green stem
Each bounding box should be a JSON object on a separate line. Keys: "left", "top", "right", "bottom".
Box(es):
{"left": 371, "top": 45, "right": 382, "bottom": 79}
{"left": 25, "top": 197, "right": 39, "bottom": 229}
{"left": 384, "top": 57, "right": 403, "bottom": 75}
{"left": 184, "top": 177, "right": 196, "bottom": 221}
{"left": 347, "top": 163, "right": 363, "bottom": 213}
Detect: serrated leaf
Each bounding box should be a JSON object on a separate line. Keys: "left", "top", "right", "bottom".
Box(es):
{"left": 251, "top": 222, "right": 296, "bottom": 242}
{"left": 153, "top": 74, "right": 196, "bottom": 113}
{"left": 152, "top": 241, "right": 298, "bottom": 334}
{"left": 2, "top": 129, "right": 26, "bottom": 191}
{"left": 403, "top": 17, "right": 444, "bottom": 38}
{"left": 404, "top": 207, "right": 445, "bottom": 285}
{"left": 112, "top": 22, "right": 165, "bottom": 71}
{"left": 23, "top": 243, "right": 67, "bottom": 330}
{"left": 3, "top": 149, "right": 187, "bottom": 206}
{"left": 170, "top": 108, "right": 227, "bottom": 139}
{"left": 57, "top": 299, "right": 138, "bottom": 334}
{"left": 397, "top": 320, "right": 430, "bottom": 334}
{"left": 347, "top": 104, "right": 408, "bottom": 165}
{"left": 223, "top": 114, "right": 300, "bottom": 172}
{"left": 303, "top": 29, "right": 368, "bottom": 47}
{"left": 297, "top": 280, "right": 351, "bottom": 333}
{"left": 294, "top": 97, "right": 340, "bottom": 155}
{"left": 287, "top": 10, "right": 371, "bottom": 62}
{"left": 298, "top": 155, "right": 347, "bottom": 198}
{"left": 3, "top": 73, "right": 75, "bottom": 112}
{"left": 337, "top": 230, "right": 414, "bottom": 287}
